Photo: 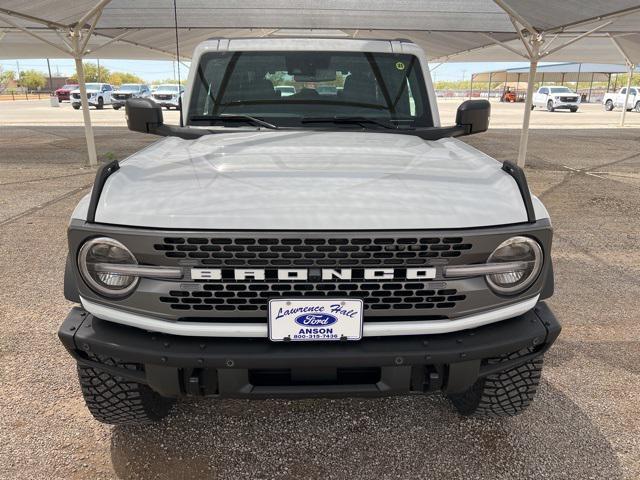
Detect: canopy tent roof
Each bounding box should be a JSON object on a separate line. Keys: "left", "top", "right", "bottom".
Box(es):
{"left": 432, "top": 32, "right": 640, "bottom": 64}
{"left": 472, "top": 62, "right": 640, "bottom": 83}
{"left": 1, "top": 1, "right": 640, "bottom": 62}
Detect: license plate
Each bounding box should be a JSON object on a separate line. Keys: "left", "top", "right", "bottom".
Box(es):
{"left": 268, "top": 299, "right": 363, "bottom": 342}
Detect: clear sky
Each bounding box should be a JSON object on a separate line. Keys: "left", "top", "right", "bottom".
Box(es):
{"left": 0, "top": 58, "right": 531, "bottom": 82}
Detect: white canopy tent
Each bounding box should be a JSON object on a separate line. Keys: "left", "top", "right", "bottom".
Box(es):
{"left": 1, "top": 0, "right": 640, "bottom": 167}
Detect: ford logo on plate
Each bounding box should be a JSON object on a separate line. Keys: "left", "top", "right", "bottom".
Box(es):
{"left": 295, "top": 313, "right": 338, "bottom": 327}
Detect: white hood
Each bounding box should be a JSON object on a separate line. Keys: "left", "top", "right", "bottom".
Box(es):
{"left": 77, "top": 130, "right": 543, "bottom": 230}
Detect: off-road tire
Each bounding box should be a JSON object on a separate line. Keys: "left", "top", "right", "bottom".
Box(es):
{"left": 72, "top": 104, "right": 80, "bottom": 110}
{"left": 77, "top": 356, "right": 175, "bottom": 425}
{"left": 605, "top": 100, "right": 614, "bottom": 111}
{"left": 448, "top": 349, "right": 543, "bottom": 417}
{"left": 635, "top": 101, "right": 640, "bottom": 113}
{"left": 113, "top": 105, "right": 121, "bottom": 110}
{"left": 97, "top": 97, "right": 104, "bottom": 109}
{"left": 546, "top": 100, "right": 554, "bottom": 112}
{"left": 570, "top": 107, "right": 578, "bottom": 113}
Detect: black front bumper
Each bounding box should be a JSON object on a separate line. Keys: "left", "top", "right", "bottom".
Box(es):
{"left": 58, "top": 303, "right": 560, "bottom": 398}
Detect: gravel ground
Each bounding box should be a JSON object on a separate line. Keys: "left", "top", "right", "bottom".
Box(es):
{"left": 0, "top": 117, "right": 638, "bottom": 479}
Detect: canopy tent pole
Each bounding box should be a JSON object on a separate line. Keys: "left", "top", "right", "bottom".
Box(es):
{"left": 588, "top": 72, "right": 594, "bottom": 102}
{"left": 71, "top": 35, "right": 98, "bottom": 167}
{"left": 607, "top": 73, "right": 611, "bottom": 93}
{"left": 487, "top": 72, "right": 492, "bottom": 100}
{"left": 469, "top": 74, "right": 473, "bottom": 99}
{"left": 619, "top": 63, "right": 635, "bottom": 127}
{"left": 516, "top": 39, "right": 541, "bottom": 167}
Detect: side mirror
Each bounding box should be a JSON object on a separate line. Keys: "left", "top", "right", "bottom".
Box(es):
{"left": 126, "top": 98, "right": 163, "bottom": 134}
{"left": 455, "top": 99, "right": 490, "bottom": 135}
{"left": 125, "top": 97, "right": 206, "bottom": 139}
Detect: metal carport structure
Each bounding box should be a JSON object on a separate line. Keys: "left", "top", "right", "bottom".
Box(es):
{"left": 471, "top": 62, "right": 640, "bottom": 102}
{"left": 1, "top": 0, "right": 640, "bottom": 167}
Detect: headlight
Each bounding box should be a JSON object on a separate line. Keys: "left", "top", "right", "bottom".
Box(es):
{"left": 78, "top": 237, "right": 138, "bottom": 297}
{"left": 486, "top": 236, "right": 543, "bottom": 295}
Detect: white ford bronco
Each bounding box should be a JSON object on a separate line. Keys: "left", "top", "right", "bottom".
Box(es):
{"left": 59, "top": 38, "right": 560, "bottom": 424}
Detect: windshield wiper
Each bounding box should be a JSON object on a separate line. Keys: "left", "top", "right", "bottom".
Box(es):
{"left": 301, "top": 116, "right": 401, "bottom": 130}
{"left": 189, "top": 114, "right": 279, "bottom": 130}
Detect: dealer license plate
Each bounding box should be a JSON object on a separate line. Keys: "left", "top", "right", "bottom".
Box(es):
{"left": 268, "top": 299, "right": 364, "bottom": 342}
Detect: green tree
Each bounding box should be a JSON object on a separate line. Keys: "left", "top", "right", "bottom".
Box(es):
{"left": 0, "top": 67, "right": 16, "bottom": 93}
{"left": 151, "top": 78, "right": 185, "bottom": 85}
{"left": 19, "top": 69, "right": 46, "bottom": 90}
{"left": 68, "top": 62, "right": 110, "bottom": 83}
{"left": 109, "top": 71, "right": 144, "bottom": 86}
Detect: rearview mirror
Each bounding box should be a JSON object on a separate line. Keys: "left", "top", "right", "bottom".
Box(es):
{"left": 455, "top": 100, "right": 490, "bottom": 135}
{"left": 126, "top": 98, "right": 164, "bottom": 134}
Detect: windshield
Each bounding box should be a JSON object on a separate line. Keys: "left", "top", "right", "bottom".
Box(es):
{"left": 120, "top": 84, "right": 141, "bottom": 92}
{"left": 549, "top": 87, "right": 573, "bottom": 93}
{"left": 85, "top": 83, "right": 101, "bottom": 90}
{"left": 188, "top": 51, "right": 432, "bottom": 128}
{"left": 62, "top": 84, "right": 77, "bottom": 90}
{"left": 156, "top": 85, "right": 180, "bottom": 92}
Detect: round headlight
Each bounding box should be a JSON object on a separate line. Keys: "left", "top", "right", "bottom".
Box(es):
{"left": 486, "top": 236, "right": 543, "bottom": 295}
{"left": 78, "top": 237, "right": 138, "bottom": 297}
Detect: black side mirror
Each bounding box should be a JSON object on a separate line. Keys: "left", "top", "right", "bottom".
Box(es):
{"left": 125, "top": 97, "right": 206, "bottom": 139}
{"left": 456, "top": 100, "right": 490, "bottom": 135}
{"left": 126, "top": 98, "right": 164, "bottom": 134}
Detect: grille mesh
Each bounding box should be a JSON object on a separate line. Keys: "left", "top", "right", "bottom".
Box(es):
{"left": 155, "top": 236, "right": 472, "bottom": 267}
{"left": 159, "top": 281, "right": 466, "bottom": 314}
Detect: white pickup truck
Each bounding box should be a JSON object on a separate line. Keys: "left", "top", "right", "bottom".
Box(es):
{"left": 603, "top": 86, "right": 640, "bottom": 112}
{"left": 59, "top": 37, "right": 559, "bottom": 425}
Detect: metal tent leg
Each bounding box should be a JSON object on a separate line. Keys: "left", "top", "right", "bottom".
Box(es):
{"left": 71, "top": 33, "right": 98, "bottom": 167}
{"left": 620, "top": 64, "right": 635, "bottom": 127}
{"left": 517, "top": 53, "right": 539, "bottom": 167}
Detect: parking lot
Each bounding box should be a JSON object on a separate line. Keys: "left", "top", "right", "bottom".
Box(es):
{"left": 1, "top": 100, "right": 639, "bottom": 479}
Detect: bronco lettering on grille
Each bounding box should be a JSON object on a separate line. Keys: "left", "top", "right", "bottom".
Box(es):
{"left": 191, "top": 267, "right": 436, "bottom": 281}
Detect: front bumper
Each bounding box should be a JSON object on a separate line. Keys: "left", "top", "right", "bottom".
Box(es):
{"left": 59, "top": 302, "right": 560, "bottom": 398}
{"left": 152, "top": 97, "right": 180, "bottom": 107}
{"left": 71, "top": 98, "right": 100, "bottom": 107}
{"left": 552, "top": 101, "right": 579, "bottom": 109}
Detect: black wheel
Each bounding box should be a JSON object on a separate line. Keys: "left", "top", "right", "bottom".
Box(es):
{"left": 605, "top": 99, "right": 614, "bottom": 111}
{"left": 530, "top": 104, "right": 535, "bottom": 110}
{"left": 77, "top": 356, "right": 175, "bottom": 425}
{"left": 72, "top": 104, "right": 80, "bottom": 110}
{"left": 635, "top": 101, "right": 640, "bottom": 113}
{"left": 97, "top": 97, "right": 104, "bottom": 110}
{"left": 447, "top": 348, "right": 543, "bottom": 417}
{"left": 113, "top": 105, "right": 121, "bottom": 110}
{"left": 546, "top": 100, "right": 554, "bottom": 112}
{"left": 570, "top": 107, "right": 578, "bottom": 113}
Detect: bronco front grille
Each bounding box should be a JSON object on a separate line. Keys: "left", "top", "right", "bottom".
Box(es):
{"left": 159, "top": 281, "right": 466, "bottom": 315}
{"left": 154, "top": 236, "right": 472, "bottom": 267}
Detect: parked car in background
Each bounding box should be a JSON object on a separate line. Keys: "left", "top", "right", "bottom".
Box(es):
{"left": 54, "top": 84, "right": 78, "bottom": 102}
{"left": 532, "top": 86, "right": 579, "bottom": 112}
{"left": 71, "top": 83, "right": 113, "bottom": 110}
{"left": 603, "top": 87, "right": 640, "bottom": 112}
{"left": 274, "top": 85, "right": 296, "bottom": 96}
{"left": 111, "top": 84, "right": 151, "bottom": 110}
{"left": 151, "top": 84, "right": 184, "bottom": 109}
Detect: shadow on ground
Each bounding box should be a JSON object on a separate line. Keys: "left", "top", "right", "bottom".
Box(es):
{"left": 110, "top": 379, "right": 622, "bottom": 480}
